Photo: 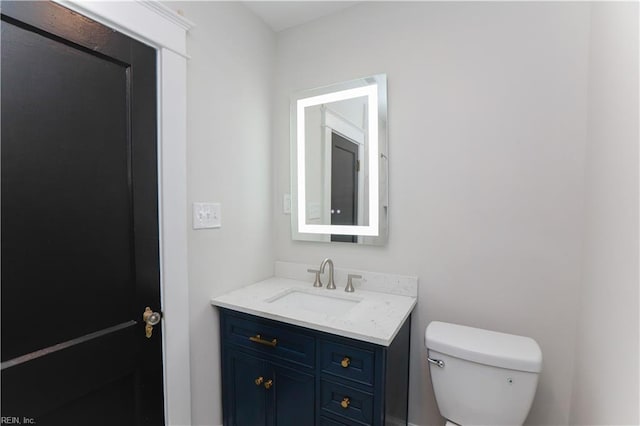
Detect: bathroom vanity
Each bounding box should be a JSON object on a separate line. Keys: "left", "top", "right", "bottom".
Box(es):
{"left": 212, "top": 262, "right": 417, "bottom": 426}
{"left": 219, "top": 308, "right": 410, "bottom": 426}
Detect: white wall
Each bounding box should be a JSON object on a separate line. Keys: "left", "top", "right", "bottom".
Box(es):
{"left": 158, "top": 2, "right": 637, "bottom": 425}
{"left": 570, "top": 3, "right": 639, "bottom": 425}
{"left": 273, "top": 3, "right": 591, "bottom": 425}
{"left": 163, "top": 2, "right": 276, "bottom": 425}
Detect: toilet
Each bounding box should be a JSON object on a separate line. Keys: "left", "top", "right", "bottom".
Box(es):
{"left": 425, "top": 321, "right": 542, "bottom": 426}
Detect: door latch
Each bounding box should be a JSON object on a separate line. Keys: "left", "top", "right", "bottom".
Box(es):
{"left": 143, "top": 307, "right": 161, "bottom": 338}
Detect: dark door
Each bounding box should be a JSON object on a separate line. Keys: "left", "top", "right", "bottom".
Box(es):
{"left": 1, "top": 2, "right": 164, "bottom": 425}
{"left": 330, "top": 132, "right": 358, "bottom": 243}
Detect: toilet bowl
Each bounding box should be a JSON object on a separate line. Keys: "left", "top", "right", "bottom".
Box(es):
{"left": 425, "top": 321, "right": 542, "bottom": 426}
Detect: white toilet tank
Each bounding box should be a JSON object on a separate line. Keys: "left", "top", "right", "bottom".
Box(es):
{"left": 425, "top": 321, "right": 542, "bottom": 426}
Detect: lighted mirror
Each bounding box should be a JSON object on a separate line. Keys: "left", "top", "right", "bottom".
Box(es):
{"left": 290, "top": 74, "right": 388, "bottom": 245}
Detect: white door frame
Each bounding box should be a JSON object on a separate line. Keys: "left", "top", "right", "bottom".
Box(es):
{"left": 54, "top": 1, "right": 193, "bottom": 425}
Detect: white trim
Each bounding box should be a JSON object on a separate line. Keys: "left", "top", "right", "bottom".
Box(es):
{"left": 55, "top": 0, "right": 194, "bottom": 59}
{"left": 157, "top": 49, "right": 192, "bottom": 426}
{"left": 324, "top": 108, "right": 365, "bottom": 145}
{"left": 138, "top": 1, "right": 196, "bottom": 31}
{"left": 56, "top": 1, "right": 192, "bottom": 425}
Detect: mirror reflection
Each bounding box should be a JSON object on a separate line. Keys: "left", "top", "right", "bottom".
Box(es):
{"left": 291, "top": 74, "right": 388, "bottom": 245}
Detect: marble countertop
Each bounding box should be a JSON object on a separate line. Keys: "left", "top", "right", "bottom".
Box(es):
{"left": 211, "top": 275, "right": 417, "bottom": 346}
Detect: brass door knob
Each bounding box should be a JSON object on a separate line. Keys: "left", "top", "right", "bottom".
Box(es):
{"left": 254, "top": 376, "right": 264, "bottom": 386}
{"left": 341, "top": 357, "right": 350, "bottom": 368}
{"left": 341, "top": 397, "right": 350, "bottom": 409}
{"left": 143, "top": 307, "right": 161, "bottom": 338}
{"left": 264, "top": 379, "right": 273, "bottom": 390}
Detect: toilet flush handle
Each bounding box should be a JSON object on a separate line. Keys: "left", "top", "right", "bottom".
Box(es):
{"left": 427, "top": 357, "right": 445, "bottom": 368}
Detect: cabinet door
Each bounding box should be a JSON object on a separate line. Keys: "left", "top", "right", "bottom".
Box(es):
{"left": 270, "top": 363, "right": 315, "bottom": 426}
{"left": 224, "top": 349, "right": 268, "bottom": 426}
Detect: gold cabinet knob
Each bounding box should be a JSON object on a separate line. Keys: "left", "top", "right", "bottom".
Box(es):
{"left": 341, "top": 357, "right": 350, "bottom": 368}
{"left": 264, "top": 379, "right": 273, "bottom": 390}
{"left": 254, "top": 376, "right": 264, "bottom": 386}
{"left": 341, "top": 397, "right": 350, "bottom": 409}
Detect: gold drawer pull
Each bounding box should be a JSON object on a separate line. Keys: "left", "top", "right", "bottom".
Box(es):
{"left": 264, "top": 379, "right": 273, "bottom": 390}
{"left": 254, "top": 376, "right": 264, "bottom": 386}
{"left": 341, "top": 357, "right": 350, "bottom": 368}
{"left": 249, "top": 334, "right": 277, "bottom": 347}
{"left": 341, "top": 397, "right": 350, "bottom": 409}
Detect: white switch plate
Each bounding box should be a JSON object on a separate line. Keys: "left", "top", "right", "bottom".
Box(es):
{"left": 193, "top": 202, "right": 221, "bottom": 229}
{"left": 283, "top": 194, "right": 291, "bottom": 214}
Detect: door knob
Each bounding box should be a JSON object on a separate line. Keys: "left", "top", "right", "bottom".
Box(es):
{"left": 143, "top": 307, "right": 161, "bottom": 338}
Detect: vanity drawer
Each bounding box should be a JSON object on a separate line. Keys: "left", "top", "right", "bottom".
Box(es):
{"left": 320, "top": 340, "right": 375, "bottom": 386}
{"left": 320, "top": 416, "right": 351, "bottom": 426}
{"left": 320, "top": 379, "right": 374, "bottom": 426}
{"left": 222, "top": 311, "right": 314, "bottom": 368}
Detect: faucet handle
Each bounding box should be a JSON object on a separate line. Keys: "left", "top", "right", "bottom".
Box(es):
{"left": 345, "top": 274, "right": 362, "bottom": 293}
{"left": 307, "top": 269, "right": 322, "bottom": 287}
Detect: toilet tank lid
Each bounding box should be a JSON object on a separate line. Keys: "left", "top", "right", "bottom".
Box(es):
{"left": 425, "top": 321, "right": 542, "bottom": 373}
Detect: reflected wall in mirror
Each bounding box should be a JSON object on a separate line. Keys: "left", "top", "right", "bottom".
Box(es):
{"left": 291, "top": 74, "right": 388, "bottom": 245}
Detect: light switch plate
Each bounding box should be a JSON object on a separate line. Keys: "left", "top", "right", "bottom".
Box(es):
{"left": 193, "top": 202, "right": 221, "bottom": 229}
{"left": 283, "top": 194, "right": 291, "bottom": 214}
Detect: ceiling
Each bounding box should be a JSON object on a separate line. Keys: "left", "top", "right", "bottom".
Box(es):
{"left": 243, "top": 1, "right": 359, "bottom": 32}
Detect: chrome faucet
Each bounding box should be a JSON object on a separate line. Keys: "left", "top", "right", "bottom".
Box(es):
{"left": 319, "top": 258, "right": 336, "bottom": 289}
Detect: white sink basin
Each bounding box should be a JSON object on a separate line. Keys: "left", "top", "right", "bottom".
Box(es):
{"left": 267, "top": 289, "right": 361, "bottom": 317}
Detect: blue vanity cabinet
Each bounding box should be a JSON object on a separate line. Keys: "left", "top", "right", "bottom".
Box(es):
{"left": 219, "top": 308, "right": 411, "bottom": 426}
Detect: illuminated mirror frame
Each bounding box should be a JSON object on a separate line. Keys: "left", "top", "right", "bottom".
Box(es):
{"left": 290, "top": 74, "right": 388, "bottom": 243}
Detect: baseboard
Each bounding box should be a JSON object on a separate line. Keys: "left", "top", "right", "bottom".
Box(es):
{"left": 385, "top": 416, "right": 421, "bottom": 426}
{"left": 214, "top": 422, "right": 418, "bottom": 425}
{"left": 214, "top": 420, "right": 418, "bottom": 425}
